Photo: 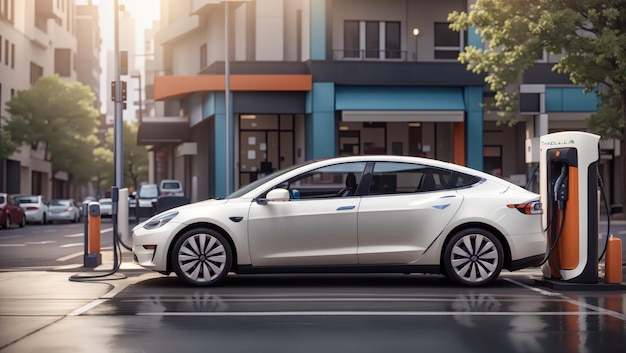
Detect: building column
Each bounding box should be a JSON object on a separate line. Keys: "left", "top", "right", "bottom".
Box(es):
{"left": 306, "top": 82, "right": 335, "bottom": 159}
{"left": 464, "top": 86, "right": 483, "bottom": 170}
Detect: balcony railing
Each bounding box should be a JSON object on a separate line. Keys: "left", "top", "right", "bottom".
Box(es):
{"left": 333, "top": 49, "right": 408, "bottom": 61}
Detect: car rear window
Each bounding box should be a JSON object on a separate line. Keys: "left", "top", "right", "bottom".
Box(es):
{"left": 0, "top": 196, "right": 5, "bottom": 204}
{"left": 139, "top": 185, "right": 159, "bottom": 198}
{"left": 51, "top": 200, "right": 70, "bottom": 206}
{"left": 162, "top": 182, "right": 181, "bottom": 189}
{"left": 17, "top": 196, "right": 37, "bottom": 203}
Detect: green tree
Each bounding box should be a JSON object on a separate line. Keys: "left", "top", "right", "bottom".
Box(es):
{"left": 449, "top": 0, "right": 626, "bottom": 214}
{"left": 5, "top": 74, "right": 100, "bottom": 184}
{"left": 106, "top": 120, "right": 149, "bottom": 191}
{"left": 92, "top": 146, "right": 114, "bottom": 198}
{"left": 0, "top": 129, "right": 20, "bottom": 160}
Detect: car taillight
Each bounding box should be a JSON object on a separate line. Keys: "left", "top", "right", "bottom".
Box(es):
{"left": 507, "top": 201, "right": 543, "bottom": 215}
{"left": 26, "top": 206, "right": 39, "bottom": 211}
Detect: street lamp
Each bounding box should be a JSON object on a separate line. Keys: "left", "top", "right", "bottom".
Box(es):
{"left": 130, "top": 71, "right": 142, "bottom": 123}
{"left": 412, "top": 27, "right": 420, "bottom": 62}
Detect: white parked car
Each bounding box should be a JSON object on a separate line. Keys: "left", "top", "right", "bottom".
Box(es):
{"left": 48, "top": 199, "right": 81, "bottom": 223}
{"left": 159, "top": 179, "right": 184, "bottom": 196}
{"left": 98, "top": 198, "right": 113, "bottom": 217}
{"left": 132, "top": 155, "right": 546, "bottom": 287}
{"left": 16, "top": 195, "right": 49, "bottom": 225}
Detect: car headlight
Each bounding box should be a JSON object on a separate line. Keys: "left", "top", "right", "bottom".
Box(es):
{"left": 143, "top": 211, "right": 179, "bottom": 230}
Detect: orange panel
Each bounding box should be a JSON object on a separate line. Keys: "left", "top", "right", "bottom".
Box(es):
{"left": 154, "top": 74, "right": 312, "bottom": 100}
{"left": 558, "top": 167, "right": 579, "bottom": 270}
{"left": 605, "top": 237, "right": 623, "bottom": 284}
{"left": 453, "top": 122, "right": 465, "bottom": 165}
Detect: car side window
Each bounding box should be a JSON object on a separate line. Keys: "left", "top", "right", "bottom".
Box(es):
{"left": 283, "top": 162, "right": 367, "bottom": 200}
{"left": 368, "top": 162, "right": 458, "bottom": 195}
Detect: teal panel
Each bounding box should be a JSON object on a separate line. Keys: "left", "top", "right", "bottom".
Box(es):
{"left": 310, "top": 0, "right": 325, "bottom": 60}
{"left": 305, "top": 91, "right": 313, "bottom": 114}
{"left": 203, "top": 93, "right": 216, "bottom": 118}
{"left": 212, "top": 92, "right": 234, "bottom": 198}
{"left": 464, "top": 86, "right": 483, "bottom": 171}
{"left": 308, "top": 82, "right": 335, "bottom": 159}
{"left": 335, "top": 87, "right": 464, "bottom": 111}
{"left": 467, "top": 26, "right": 483, "bottom": 49}
{"left": 546, "top": 87, "right": 599, "bottom": 112}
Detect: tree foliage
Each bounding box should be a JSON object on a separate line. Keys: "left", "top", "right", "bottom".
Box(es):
{"left": 448, "top": 0, "right": 626, "bottom": 136}
{"left": 5, "top": 74, "right": 100, "bottom": 183}
{"left": 0, "top": 129, "right": 20, "bottom": 160}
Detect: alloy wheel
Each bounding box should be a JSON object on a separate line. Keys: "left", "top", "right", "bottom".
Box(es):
{"left": 172, "top": 229, "right": 232, "bottom": 286}
{"left": 444, "top": 229, "right": 503, "bottom": 286}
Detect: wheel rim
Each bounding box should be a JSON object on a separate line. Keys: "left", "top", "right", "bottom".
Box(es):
{"left": 177, "top": 233, "right": 227, "bottom": 283}
{"left": 449, "top": 233, "right": 499, "bottom": 283}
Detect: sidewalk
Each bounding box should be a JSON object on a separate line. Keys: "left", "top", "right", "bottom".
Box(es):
{"left": 0, "top": 249, "right": 156, "bottom": 349}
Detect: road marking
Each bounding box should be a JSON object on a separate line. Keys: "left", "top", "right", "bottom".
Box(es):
{"left": 24, "top": 241, "right": 57, "bottom": 245}
{"left": 137, "top": 311, "right": 610, "bottom": 317}
{"left": 505, "top": 278, "right": 626, "bottom": 321}
{"left": 55, "top": 246, "right": 114, "bottom": 262}
{"left": 0, "top": 244, "right": 26, "bottom": 247}
{"left": 67, "top": 299, "right": 107, "bottom": 317}
{"left": 64, "top": 227, "right": 113, "bottom": 238}
{"left": 60, "top": 243, "right": 84, "bottom": 248}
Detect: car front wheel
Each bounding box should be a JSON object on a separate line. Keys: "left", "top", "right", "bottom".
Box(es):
{"left": 3, "top": 216, "right": 10, "bottom": 229}
{"left": 19, "top": 215, "right": 26, "bottom": 228}
{"left": 171, "top": 228, "right": 232, "bottom": 287}
{"left": 443, "top": 228, "right": 504, "bottom": 287}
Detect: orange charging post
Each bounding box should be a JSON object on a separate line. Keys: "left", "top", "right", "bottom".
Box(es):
{"left": 605, "top": 237, "right": 623, "bottom": 284}
{"left": 84, "top": 201, "right": 102, "bottom": 267}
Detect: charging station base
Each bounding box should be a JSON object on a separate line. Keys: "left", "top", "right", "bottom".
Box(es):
{"left": 83, "top": 253, "right": 102, "bottom": 268}
{"left": 535, "top": 279, "right": 626, "bottom": 291}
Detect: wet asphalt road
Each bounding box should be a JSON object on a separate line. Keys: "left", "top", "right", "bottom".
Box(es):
{"left": 0, "top": 219, "right": 625, "bottom": 353}
{"left": 1, "top": 272, "right": 625, "bottom": 353}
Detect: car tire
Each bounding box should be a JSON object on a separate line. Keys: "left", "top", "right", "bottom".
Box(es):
{"left": 40, "top": 214, "right": 46, "bottom": 225}
{"left": 3, "top": 216, "right": 10, "bottom": 229}
{"left": 443, "top": 228, "right": 504, "bottom": 287}
{"left": 19, "top": 215, "right": 26, "bottom": 228}
{"left": 171, "top": 228, "right": 232, "bottom": 287}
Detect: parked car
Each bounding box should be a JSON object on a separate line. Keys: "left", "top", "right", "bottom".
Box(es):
{"left": 98, "top": 198, "right": 113, "bottom": 217}
{"left": 159, "top": 179, "right": 184, "bottom": 196}
{"left": 15, "top": 195, "right": 49, "bottom": 225}
{"left": 132, "top": 155, "right": 546, "bottom": 287}
{"left": 0, "top": 193, "right": 26, "bottom": 229}
{"left": 136, "top": 183, "right": 159, "bottom": 208}
{"left": 48, "top": 199, "right": 81, "bottom": 223}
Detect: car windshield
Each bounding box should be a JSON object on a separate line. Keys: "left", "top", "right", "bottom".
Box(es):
{"left": 226, "top": 160, "right": 317, "bottom": 199}
{"left": 0, "top": 196, "right": 4, "bottom": 204}
{"left": 100, "top": 200, "right": 112, "bottom": 205}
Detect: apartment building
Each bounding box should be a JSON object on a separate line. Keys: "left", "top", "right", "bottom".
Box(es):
{"left": 140, "top": 0, "right": 620, "bottom": 206}
{"left": 0, "top": 0, "right": 102, "bottom": 199}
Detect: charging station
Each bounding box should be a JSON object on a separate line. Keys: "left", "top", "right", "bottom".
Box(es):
{"left": 539, "top": 131, "right": 622, "bottom": 288}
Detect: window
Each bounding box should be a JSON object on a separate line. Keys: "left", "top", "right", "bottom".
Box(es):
{"left": 4, "top": 39, "right": 7, "bottom": 65}
{"left": 1, "top": 0, "right": 14, "bottom": 24}
{"left": 55, "top": 48, "right": 71, "bottom": 76}
{"left": 368, "top": 162, "right": 479, "bottom": 195}
{"left": 343, "top": 20, "right": 401, "bottom": 60}
{"left": 200, "top": 43, "right": 207, "bottom": 69}
{"left": 30, "top": 62, "right": 43, "bottom": 84}
{"left": 10, "top": 42, "right": 14, "bottom": 68}
{"left": 434, "top": 22, "right": 463, "bottom": 60}
{"left": 282, "top": 162, "right": 366, "bottom": 200}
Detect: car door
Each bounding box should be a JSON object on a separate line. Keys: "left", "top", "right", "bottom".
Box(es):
{"left": 247, "top": 162, "right": 367, "bottom": 267}
{"left": 357, "top": 161, "right": 464, "bottom": 264}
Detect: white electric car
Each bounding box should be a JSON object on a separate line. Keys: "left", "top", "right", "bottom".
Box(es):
{"left": 132, "top": 155, "right": 546, "bottom": 287}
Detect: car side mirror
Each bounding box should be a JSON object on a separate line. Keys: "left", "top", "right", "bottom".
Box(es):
{"left": 259, "top": 188, "right": 291, "bottom": 204}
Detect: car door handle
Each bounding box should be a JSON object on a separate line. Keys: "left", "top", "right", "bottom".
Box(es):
{"left": 336, "top": 205, "right": 356, "bottom": 211}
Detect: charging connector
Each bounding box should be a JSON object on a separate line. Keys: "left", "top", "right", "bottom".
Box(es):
{"left": 554, "top": 165, "right": 568, "bottom": 210}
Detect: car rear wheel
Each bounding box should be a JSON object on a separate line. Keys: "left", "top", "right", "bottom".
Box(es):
{"left": 3, "top": 216, "right": 10, "bottom": 229}
{"left": 19, "top": 215, "right": 26, "bottom": 228}
{"left": 171, "top": 228, "right": 232, "bottom": 287}
{"left": 443, "top": 228, "right": 504, "bottom": 287}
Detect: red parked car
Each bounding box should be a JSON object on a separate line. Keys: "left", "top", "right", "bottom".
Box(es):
{"left": 0, "top": 193, "right": 26, "bottom": 229}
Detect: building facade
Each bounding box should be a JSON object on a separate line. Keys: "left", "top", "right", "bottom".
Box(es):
{"left": 0, "top": 0, "right": 102, "bottom": 199}
{"left": 140, "top": 0, "right": 621, "bottom": 207}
